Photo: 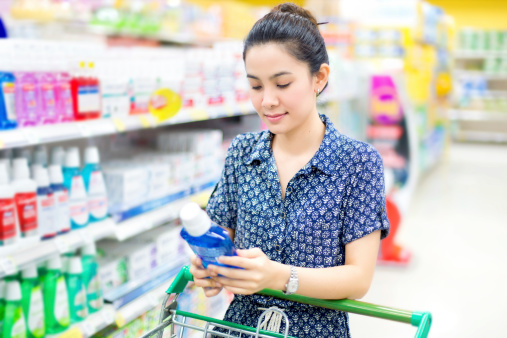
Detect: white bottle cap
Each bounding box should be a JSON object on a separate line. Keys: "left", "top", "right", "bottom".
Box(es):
{"left": 0, "top": 162, "right": 9, "bottom": 185}
{"left": 49, "top": 165, "right": 64, "bottom": 185}
{"left": 5, "top": 280, "right": 22, "bottom": 301}
{"left": 81, "top": 242, "right": 96, "bottom": 256}
{"left": 34, "top": 166, "right": 50, "bottom": 188}
{"left": 51, "top": 146, "right": 65, "bottom": 166}
{"left": 61, "top": 255, "right": 70, "bottom": 273}
{"left": 65, "top": 147, "right": 81, "bottom": 168}
{"left": 12, "top": 158, "right": 30, "bottom": 180}
{"left": 0, "top": 281, "right": 5, "bottom": 299}
{"left": 84, "top": 146, "right": 100, "bottom": 164}
{"left": 179, "top": 202, "right": 211, "bottom": 237}
{"left": 47, "top": 255, "right": 62, "bottom": 270}
{"left": 31, "top": 163, "right": 43, "bottom": 179}
{"left": 14, "top": 148, "right": 31, "bottom": 164}
{"left": 68, "top": 256, "right": 83, "bottom": 275}
{"left": 22, "top": 264, "right": 38, "bottom": 279}
{"left": 0, "top": 159, "right": 10, "bottom": 182}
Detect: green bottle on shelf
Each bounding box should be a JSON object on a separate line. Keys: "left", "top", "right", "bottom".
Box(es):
{"left": 66, "top": 257, "right": 88, "bottom": 323}
{"left": 43, "top": 256, "right": 70, "bottom": 334}
{"left": 81, "top": 242, "right": 104, "bottom": 314}
{"left": 2, "top": 280, "right": 26, "bottom": 338}
{"left": 20, "top": 265, "right": 45, "bottom": 338}
{"left": 0, "top": 281, "right": 5, "bottom": 335}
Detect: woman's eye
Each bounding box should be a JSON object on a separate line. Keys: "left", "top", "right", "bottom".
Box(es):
{"left": 277, "top": 83, "right": 291, "bottom": 89}
{"left": 251, "top": 86, "right": 262, "bottom": 90}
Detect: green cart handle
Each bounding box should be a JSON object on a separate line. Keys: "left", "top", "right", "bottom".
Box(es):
{"left": 166, "top": 265, "right": 432, "bottom": 338}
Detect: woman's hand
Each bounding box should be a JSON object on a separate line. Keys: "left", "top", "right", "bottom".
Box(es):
{"left": 207, "top": 248, "right": 289, "bottom": 295}
{"left": 189, "top": 255, "right": 223, "bottom": 297}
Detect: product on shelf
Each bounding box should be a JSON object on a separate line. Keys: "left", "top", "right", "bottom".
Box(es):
{"left": 20, "top": 265, "right": 45, "bottom": 338}
{"left": 0, "top": 163, "right": 17, "bottom": 246}
{"left": 33, "top": 166, "right": 57, "bottom": 240}
{"left": 50, "top": 146, "right": 65, "bottom": 167}
{"left": 63, "top": 147, "right": 89, "bottom": 229}
{"left": 82, "top": 147, "right": 109, "bottom": 223}
{"left": 32, "top": 146, "right": 47, "bottom": 168}
{"left": 48, "top": 164, "right": 71, "bottom": 234}
{"left": 81, "top": 242, "right": 104, "bottom": 314}
{"left": 70, "top": 61, "right": 101, "bottom": 121}
{"left": 180, "top": 202, "right": 237, "bottom": 269}
{"left": 66, "top": 257, "right": 88, "bottom": 323}
{"left": 2, "top": 280, "right": 26, "bottom": 338}
{"left": 43, "top": 256, "right": 70, "bottom": 334}
{"left": 0, "top": 70, "right": 17, "bottom": 130}
{"left": 15, "top": 69, "right": 40, "bottom": 128}
{"left": 11, "top": 158, "right": 38, "bottom": 239}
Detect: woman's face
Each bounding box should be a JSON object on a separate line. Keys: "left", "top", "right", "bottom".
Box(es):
{"left": 245, "top": 43, "right": 318, "bottom": 136}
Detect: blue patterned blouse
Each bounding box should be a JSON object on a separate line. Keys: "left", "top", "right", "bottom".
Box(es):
{"left": 207, "top": 114, "right": 390, "bottom": 337}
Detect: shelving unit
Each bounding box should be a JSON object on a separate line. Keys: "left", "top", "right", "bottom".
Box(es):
{"left": 0, "top": 103, "right": 256, "bottom": 150}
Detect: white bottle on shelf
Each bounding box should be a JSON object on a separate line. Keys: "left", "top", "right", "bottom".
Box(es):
{"left": 49, "top": 164, "right": 71, "bottom": 234}
{"left": 11, "top": 158, "right": 39, "bottom": 244}
{"left": 33, "top": 166, "right": 57, "bottom": 240}
{"left": 0, "top": 162, "right": 17, "bottom": 247}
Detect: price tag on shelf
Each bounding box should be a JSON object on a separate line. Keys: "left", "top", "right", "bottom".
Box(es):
{"left": 112, "top": 118, "right": 126, "bottom": 133}
{"left": 0, "top": 138, "right": 5, "bottom": 149}
{"left": 225, "top": 105, "right": 235, "bottom": 117}
{"left": 0, "top": 256, "right": 17, "bottom": 276}
{"left": 190, "top": 109, "right": 210, "bottom": 121}
{"left": 114, "top": 312, "right": 126, "bottom": 328}
{"left": 22, "top": 129, "right": 40, "bottom": 145}
{"left": 55, "top": 237, "right": 70, "bottom": 253}
{"left": 58, "top": 326, "right": 83, "bottom": 338}
{"left": 138, "top": 115, "right": 153, "bottom": 128}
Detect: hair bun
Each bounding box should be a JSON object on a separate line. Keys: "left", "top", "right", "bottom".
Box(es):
{"left": 271, "top": 2, "right": 318, "bottom": 27}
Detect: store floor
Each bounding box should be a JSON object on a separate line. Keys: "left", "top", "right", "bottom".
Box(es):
{"left": 349, "top": 142, "right": 507, "bottom": 338}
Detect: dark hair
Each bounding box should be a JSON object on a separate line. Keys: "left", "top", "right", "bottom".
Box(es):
{"left": 243, "top": 2, "right": 329, "bottom": 93}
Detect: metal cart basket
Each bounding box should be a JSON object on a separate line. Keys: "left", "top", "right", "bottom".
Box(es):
{"left": 140, "top": 266, "right": 431, "bottom": 338}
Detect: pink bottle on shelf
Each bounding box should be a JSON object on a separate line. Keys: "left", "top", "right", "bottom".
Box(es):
{"left": 37, "top": 63, "right": 58, "bottom": 125}
{"left": 15, "top": 70, "right": 41, "bottom": 127}
{"left": 54, "top": 61, "right": 75, "bottom": 123}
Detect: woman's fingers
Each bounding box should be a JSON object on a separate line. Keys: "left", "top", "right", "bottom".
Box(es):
{"left": 203, "top": 287, "right": 223, "bottom": 297}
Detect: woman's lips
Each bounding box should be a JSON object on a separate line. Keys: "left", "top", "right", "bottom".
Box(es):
{"left": 265, "top": 112, "right": 287, "bottom": 123}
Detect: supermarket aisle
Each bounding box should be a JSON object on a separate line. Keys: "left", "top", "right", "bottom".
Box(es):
{"left": 349, "top": 142, "right": 507, "bottom": 337}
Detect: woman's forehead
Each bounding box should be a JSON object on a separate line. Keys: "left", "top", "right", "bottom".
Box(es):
{"left": 245, "top": 43, "right": 308, "bottom": 76}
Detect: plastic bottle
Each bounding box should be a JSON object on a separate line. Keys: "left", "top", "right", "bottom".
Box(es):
{"left": 15, "top": 68, "right": 40, "bottom": 127}
{"left": 11, "top": 158, "right": 38, "bottom": 238}
{"left": 0, "top": 71, "right": 17, "bottom": 130}
{"left": 66, "top": 257, "right": 88, "bottom": 323}
{"left": 20, "top": 265, "right": 45, "bottom": 338}
{"left": 2, "top": 280, "right": 26, "bottom": 338}
{"left": 179, "top": 202, "right": 238, "bottom": 269}
{"left": 70, "top": 61, "right": 100, "bottom": 121}
{"left": 33, "top": 167, "right": 56, "bottom": 240}
{"left": 53, "top": 61, "right": 74, "bottom": 123}
{"left": 0, "top": 162, "right": 17, "bottom": 246}
{"left": 49, "top": 165, "right": 70, "bottom": 234}
{"left": 32, "top": 146, "right": 47, "bottom": 168}
{"left": 81, "top": 242, "right": 103, "bottom": 314}
{"left": 62, "top": 148, "right": 89, "bottom": 229}
{"left": 0, "top": 281, "right": 5, "bottom": 334}
{"left": 43, "top": 256, "right": 70, "bottom": 334}
{"left": 82, "top": 147, "right": 108, "bottom": 222}
{"left": 36, "top": 62, "right": 58, "bottom": 125}
{"left": 85, "top": 62, "right": 101, "bottom": 120}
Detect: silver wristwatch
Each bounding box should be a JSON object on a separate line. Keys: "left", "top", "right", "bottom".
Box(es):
{"left": 284, "top": 266, "right": 299, "bottom": 295}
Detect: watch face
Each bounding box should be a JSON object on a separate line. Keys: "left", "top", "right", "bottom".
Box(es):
{"left": 287, "top": 280, "right": 298, "bottom": 293}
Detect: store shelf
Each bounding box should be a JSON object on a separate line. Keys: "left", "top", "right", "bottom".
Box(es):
{"left": 454, "top": 130, "right": 507, "bottom": 143}
{"left": 449, "top": 109, "right": 507, "bottom": 121}
{"left": 454, "top": 70, "right": 507, "bottom": 80}
{"left": 0, "top": 103, "right": 256, "bottom": 150}
{"left": 54, "top": 305, "right": 117, "bottom": 338}
{"left": 455, "top": 50, "right": 507, "bottom": 59}
{"left": 0, "top": 183, "right": 215, "bottom": 278}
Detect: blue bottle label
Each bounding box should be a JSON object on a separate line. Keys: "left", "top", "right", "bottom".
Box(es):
{"left": 2, "top": 82, "right": 16, "bottom": 121}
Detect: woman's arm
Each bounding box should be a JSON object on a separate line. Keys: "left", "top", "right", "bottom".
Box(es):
{"left": 207, "top": 230, "right": 381, "bottom": 300}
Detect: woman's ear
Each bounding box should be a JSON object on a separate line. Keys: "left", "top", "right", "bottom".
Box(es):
{"left": 314, "top": 63, "right": 330, "bottom": 90}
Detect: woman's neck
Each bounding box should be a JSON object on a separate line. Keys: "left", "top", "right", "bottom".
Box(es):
{"left": 272, "top": 111, "right": 326, "bottom": 157}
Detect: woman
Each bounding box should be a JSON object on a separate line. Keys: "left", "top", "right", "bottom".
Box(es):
{"left": 190, "top": 3, "right": 390, "bottom": 337}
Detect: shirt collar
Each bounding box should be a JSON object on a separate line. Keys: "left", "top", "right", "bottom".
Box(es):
{"left": 245, "top": 114, "right": 342, "bottom": 176}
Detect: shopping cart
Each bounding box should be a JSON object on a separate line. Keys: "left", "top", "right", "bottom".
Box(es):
{"left": 140, "top": 266, "right": 432, "bottom": 338}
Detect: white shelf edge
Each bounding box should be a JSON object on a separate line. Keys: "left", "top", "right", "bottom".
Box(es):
{"left": 0, "top": 106, "right": 256, "bottom": 150}
{"left": 454, "top": 70, "right": 507, "bottom": 80}
{"left": 448, "top": 109, "right": 507, "bottom": 121}
{"left": 454, "top": 130, "right": 507, "bottom": 143}
{"left": 455, "top": 50, "right": 507, "bottom": 59}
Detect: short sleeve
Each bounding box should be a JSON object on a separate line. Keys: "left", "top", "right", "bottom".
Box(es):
{"left": 341, "top": 148, "right": 390, "bottom": 245}
{"left": 206, "top": 138, "right": 239, "bottom": 230}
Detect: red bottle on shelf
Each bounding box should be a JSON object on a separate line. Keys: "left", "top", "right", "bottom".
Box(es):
{"left": 70, "top": 61, "right": 101, "bottom": 120}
